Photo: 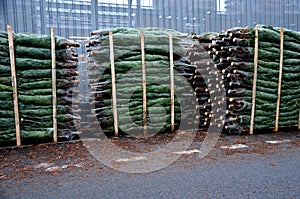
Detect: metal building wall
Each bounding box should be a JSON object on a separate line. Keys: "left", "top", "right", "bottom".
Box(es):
{"left": 0, "top": 0, "right": 299, "bottom": 39}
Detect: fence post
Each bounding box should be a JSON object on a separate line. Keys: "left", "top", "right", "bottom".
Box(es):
{"left": 168, "top": 32, "right": 175, "bottom": 132}
{"left": 109, "top": 31, "right": 118, "bottom": 136}
{"left": 140, "top": 32, "right": 147, "bottom": 133}
{"left": 250, "top": 25, "right": 259, "bottom": 135}
{"left": 51, "top": 28, "right": 58, "bottom": 143}
{"left": 7, "top": 25, "right": 21, "bottom": 146}
{"left": 298, "top": 107, "right": 300, "bottom": 130}
{"left": 275, "top": 27, "right": 284, "bottom": 132}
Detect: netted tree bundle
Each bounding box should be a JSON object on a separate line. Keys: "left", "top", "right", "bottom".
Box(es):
{"left": 0, "top": 31, "right": 80, "bottom": 145}
{"left": 193, "top": 25, "right": 300, "bottom": 134}
{"left": 87, "top": 28, "right": 199, "bottom": 136}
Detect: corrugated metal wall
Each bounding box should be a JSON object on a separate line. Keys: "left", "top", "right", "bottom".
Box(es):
{"left": 0, "top": 0, "right": 299, "bottom": 38}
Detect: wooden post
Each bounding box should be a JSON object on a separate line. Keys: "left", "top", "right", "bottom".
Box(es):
{"left": 109, "top": 31, "right": 119, "bottom": 136}
{"left": 169, "top": 32, "right": 175, "bottom": 132}
{"left": 250, "top": 25, "right": 259, "bottom": 135}
{"left": 140, "top": 32, "right": 147, "bottom": 133}
{"left": 51, "top": 28, "right": 58, "bottom": 143}
{"left": 298, "top": 107, "right": 300, "bottom": 130}
{"left": 7, "top": 25, "right": 21, "bottom": 146}
{"left": 275, "top": 28, "right": 284, "bottom": 132}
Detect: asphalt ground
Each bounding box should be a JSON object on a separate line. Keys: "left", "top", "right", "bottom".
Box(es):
{"left": 0, "top": 130, "right": 300, "bottom": 199}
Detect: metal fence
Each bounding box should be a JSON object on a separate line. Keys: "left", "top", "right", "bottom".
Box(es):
{"left": 0, "top": 0, "right": 300, "bottom": 39}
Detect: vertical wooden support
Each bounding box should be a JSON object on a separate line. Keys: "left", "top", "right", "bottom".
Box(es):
{"left": 250, "top": 25, "right": 259, "bottom": 135}
{"left": 168, "top": 32, "right": 175, "bottom": 132}
{"left": 298, "top": 107, "right": 300, "bottom": 130}
{"left": 7, "top": 25, "right": 21, "bottom": 146}
{"left": 140, "top": 32, "right": 147, "bottom": 133}
{"left": 275, "top": 28, "right": 284, "bottom": 132}
{"left": 109, "top": 31, "right": 119, "bottom": 136}
{"left": 51, "top": 28, "right": 58, "bottom": 143}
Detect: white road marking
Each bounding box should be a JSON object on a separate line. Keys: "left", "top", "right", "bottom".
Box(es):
{"left": 34, "top": 163, "right": 55, "bottom": 169}
{"left": 34, "top": 163, "right": 84, "bottom": 172}
{"left": 0, "top": 175, "right": 7, "bottom": 179}
{"left": 173, "top": 149, "right": 201, "bottom": 155}
{"left": 221, "top": 144, "right": 248, "bottom": 150}
{"left": 45, "top": 166, "right": 61, "bottom": 172}
{"left": 115, "top": 157, "right": 148, "bottom": 163}
{"left": 265, "top": 140, "right": 291, "bottom": 144}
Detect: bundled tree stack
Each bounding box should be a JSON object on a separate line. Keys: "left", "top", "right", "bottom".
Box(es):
{"left": 193, "top": 25, "right": 300, "bottom": 134}
{"left": 0, "top": 30, "right": 80, "bottom": 145}
{"left": 187, "top": 32, "right": 223, "bottom": 129}
{"left": 86, "top": 28, "right": 199, "bottom": 135}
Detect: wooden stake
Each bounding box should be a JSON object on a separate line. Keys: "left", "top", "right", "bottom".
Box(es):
{"left": 109, "top": 31, "right": 118, "bottom": 136}
{"left": 7, "top": 25, "right": 21, "bottom": 146}
{"left": 250, "top": 25, "right": 259, "bottom": 135}
{"left": 169, "top": 32, "right": 175, "bottom": 132}
{"left": 51, "top": 28, "right": 58, "bottom": 143}
{"left": 275, "top": 28, "right": 284, "bottom": 132}
{"left": 298, "top": 107, "right": 300, "bottom": 130}
{"left": 140, "top": 32, "right": 147, "bottom": 133}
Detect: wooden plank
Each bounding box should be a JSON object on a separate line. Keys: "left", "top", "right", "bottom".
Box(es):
{"left": 168, "top": 32, "right": 175, "bottom": 132}
{"left": 7, "top": 25, "right": 21, "bottom": 146}
{"left": 250, "top": 25, "right": 259, "bottom": 135}
{"left": 275, "top": 28, "right": 284, "bottom": 132}
{"left": 109, "top": 31, "right": 119, "bottom": 136}
{"left": 51, "top": 28, "right": 58, "bottom": 143}
{"left": 298, "top": 108, "right": 300, "bottom": 130}
{"left": 140, "top": 32, "right": 147, "bottom": 133}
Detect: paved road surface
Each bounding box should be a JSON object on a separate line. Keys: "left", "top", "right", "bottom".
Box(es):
{"left": 1, "top": 132, "right": 300, "bottom": 199}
